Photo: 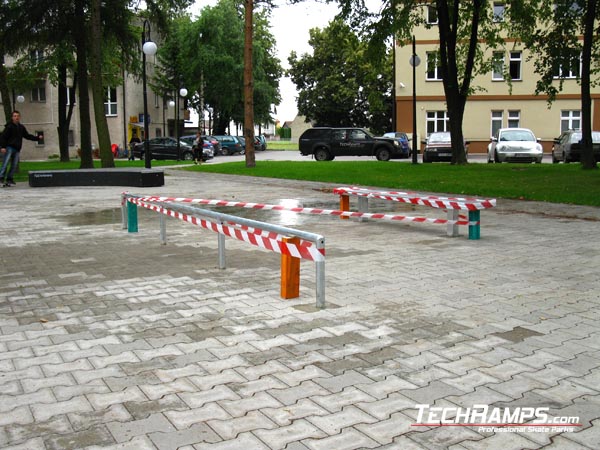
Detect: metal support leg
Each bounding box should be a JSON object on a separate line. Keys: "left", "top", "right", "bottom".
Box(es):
{"left": 121, "top": 198, "right": 128, "bottom": 230}
{"left": 447, "top": 209, "right": 459, "bottom": 237}
{"left": 469, "top": 210, "right": 481, "bottom": 240}
{"left": 127, "top": 201, "right": 138, "bottom": 233}
{"left": 315, "top": 260, "right": 325, "bottom": 309}
{"left": 218, "top": 233, "right": 226, "bottom": 269}
{"left": 358, "top": 196, "right": 369, "bottom": 222}
{"left": 339, "top": 195, "right": 350, "bottom": 220}
{"left": 160, "top": 215, "right": 166, "bottom": 245}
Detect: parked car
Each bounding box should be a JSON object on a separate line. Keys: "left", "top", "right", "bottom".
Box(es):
{"left": 213, "top": 135, "right": 244, "bottom": 155}
{"left": 180, "top": 135, "right": 215, "bottom": 161}
{"left": 383, "top": 131, "right": 411, "bottom": 158}
{"left": 256, "top": 134, "right": 267, "bottom": 151}
{"left": 133, "top": 137, "right": 199, "bottom": 161}
{"left": 551, "top": 129, "right": 600, "bottom": 163}
{"left": 422, "top": 131, "right": 468, "bottom": 162}
{"left": 236, "top": 136, "right": 262, "bottom": 153}
{"left": 203, "top": 135, "right": 222, "bottom": 155}
{"left": 488, "top": 128, "right": 543, "bottom": 163}
{"left": 298, "top": 127, "right": 402, "bottom": 161}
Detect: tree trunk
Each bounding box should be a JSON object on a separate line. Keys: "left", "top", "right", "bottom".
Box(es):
{"left": 57, "top": 65, "right": 71, "bottom": 162}
{"left": 74, "top": 0, "right": 93, "bottom": 169}
{"left": 0, "top": 51, "right": 12, "bottom": 123}
{"left": 89, "top": 0, "right": 114, "bottom": 168}
{"left": 243, "top": 0, "right": 256, "bottom": 167}
{"left": 580, "top": 0, "right": 597, "bottom": 170}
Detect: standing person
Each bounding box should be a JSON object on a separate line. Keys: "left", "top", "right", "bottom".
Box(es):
{"left": 128, "top": 131, "right": 141, "bottom": 160}
{"left": 193, "top": 131, "right": 204, "bottom": 165}
{"left": 0, "top": 111, "right": 41, "bottom": 187}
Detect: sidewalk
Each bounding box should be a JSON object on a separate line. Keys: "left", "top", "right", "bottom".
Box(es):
{"left": 1, "top": 169, "right": 599, "bottom": 450}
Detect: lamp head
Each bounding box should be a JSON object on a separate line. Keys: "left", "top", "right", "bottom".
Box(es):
{"left": 179, "top": 88, "right": 188, "bottom": 97}
{"left": 142, "top": 41, "right": 158, "bottom": 56}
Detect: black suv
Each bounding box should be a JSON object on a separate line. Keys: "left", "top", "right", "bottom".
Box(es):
{"left": 299, "top": 127, "right": 403, "bottom": 161}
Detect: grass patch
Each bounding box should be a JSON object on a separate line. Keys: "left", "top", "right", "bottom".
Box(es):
{"left": 14, "top": 159, "right": 600, "bottom": 206}
{"left": 266, "top": 141, "right": 298, "bottom": 151}
{"left": 191, "top": 160, "right": 600, "bottom": 206}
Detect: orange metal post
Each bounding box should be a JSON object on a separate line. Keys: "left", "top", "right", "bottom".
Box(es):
{"left": 281, "top": 237, "right": 300, "bottom": 299}
{"left": 339, "top": 194, "right": 350, "bottom": 220}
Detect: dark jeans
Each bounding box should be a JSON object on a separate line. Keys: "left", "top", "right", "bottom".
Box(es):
{"left": 0, "top": 146, "right": 19, "bottom": 182}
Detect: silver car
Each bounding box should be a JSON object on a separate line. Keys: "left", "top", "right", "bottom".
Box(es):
{"left": 488, "top": 128, "right": 543, "bottom": 163}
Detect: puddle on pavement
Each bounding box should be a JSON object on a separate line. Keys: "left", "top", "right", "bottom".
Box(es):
{"left": 58, "top": 198, "right": 422, "bottom": 228}
{"left": 60, "top": 208, "right": 122, "bottom": 226}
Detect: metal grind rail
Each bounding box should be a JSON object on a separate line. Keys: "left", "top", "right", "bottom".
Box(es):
{"left": 133, "top": 195, "right": 476, "bottom": 228}
{"left": 121, "top": 193, "right": 326, "bottom": 308}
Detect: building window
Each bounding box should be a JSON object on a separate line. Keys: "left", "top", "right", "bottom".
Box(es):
{"left": 68, "top": 130, "right": 75, "bottom": 146}
{"left": 104, "top": 87, "right": 117, "bottom": 116}
{"left": 491, "top": 111, "right": 503, "bottom": 137}
{"left": 509, "top": 51, "right": 522, "bottom": 80}
{"left": 426, "top": 52, "right": 443, "bottom": 80}
{"left": 427, "top": 5, "right": 438, "bottom": 24}
{"left": 31, "top": 86, "right": 46, "bottom": 102}
{"left": 553, "top": 51, "right": 581, "bottom": 79}
{"left": 493, "top": 2, "right": 505, "bottom": 22}
{"left": 30, "top": 49, "right": 44, "bottom": 65}
{"left": 508, "top": 110, "right": 520, "bottom": 128}
{"left": 426, "top": 111, "right": 449, "bottom": 134}
{"left": 66, "top": 86, "right": 76, "bottom": 105}
{"left": 35, "top": 130, "right": 45, "bottom": 146}
{"left": 156, "top": 128, "right": 162, "bottom": 137}
{"left": 561, "top": 110, "right": 581, "bottom": 132}
{"left": 154, "top": 93, "right": 159, "bottom": 108}
{"left": 492, "top": 52, "right": 504, "bottom": 80}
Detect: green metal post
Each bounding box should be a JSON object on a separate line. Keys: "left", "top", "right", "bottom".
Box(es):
{"left": 468, "top": 210, "right": 480, "bottom": 240}
{"left": 127, "top": 201, "right": 138, "bottom": 233}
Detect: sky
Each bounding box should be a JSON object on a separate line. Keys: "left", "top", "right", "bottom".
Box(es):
{"left": 189, "top": 0, "right": 346, "bottom": 124}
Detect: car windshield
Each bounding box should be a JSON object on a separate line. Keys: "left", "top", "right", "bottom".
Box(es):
{"left": 500, "top": 130, "right": 535, "bottom": 141}
{"left": 429, "top": 133, "right": 450, "bottom": 143}
{"left": 571, "top": 132, "right": 600, "bottom": 143}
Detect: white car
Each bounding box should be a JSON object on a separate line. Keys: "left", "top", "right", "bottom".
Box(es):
{"left": 488, "top": 128, "right": 543, "bottom": 163}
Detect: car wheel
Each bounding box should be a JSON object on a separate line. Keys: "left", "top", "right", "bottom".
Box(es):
{"left": 376, "top": 148, "right": 391, "bottom": 161}
{"left": 494, "top": 151, "right": 500, "bottom": 163}
{"left": 423, "top": 153, "right": 431, "bottom": 163}
{"left": 183, "top": 152, "right": 194, "bottom": 161}
{"left": 563, "top": 152, "right": 569, "bottom": 163}
{"left": 314, "top": 148, "right": 330, "bottom": 161}
{"left": 552, "top": 152, "right": 558, "bottom": 164}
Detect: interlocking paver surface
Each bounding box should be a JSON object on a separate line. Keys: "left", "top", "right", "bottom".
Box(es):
{"left": 1, "top": 168, "right": 599, "bottom": 449}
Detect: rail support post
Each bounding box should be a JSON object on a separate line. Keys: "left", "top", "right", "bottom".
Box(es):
{"left": 281, "top": 236, "right": 300, "bottom": 299}
{"left": 469, "top": 210, "right": 480, "bottom": 240}
{"left": 127, "top": 200, "right": 138, "bottom": 233}
{"left": 447, "top": 209, "right": 459, "bottom": 237}
{"left": 358, "top": 196, "right": 369, "bottom": 222}
{"left": 160, "top": 215, "right": 166, "bottom": 244}
{"left": 218, "top": 233, "right": 226, "bottom": 269}
{"left": 339, "top": 194, "right": 350, "bottom": 220}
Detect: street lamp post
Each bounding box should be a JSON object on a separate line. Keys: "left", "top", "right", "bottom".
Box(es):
{"left": 141, "top": 20, "right": 157, "bottom": 169}
{"left": 409, "top": 35, "right": 421, "bottom": 165}
{"left": 175, "top": 87, "right": 187, "bottom": 161}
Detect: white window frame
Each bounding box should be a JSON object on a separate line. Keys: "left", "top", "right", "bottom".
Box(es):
{"left": 426, "top": 111, "right": 449, "bottom": 134}
{"left": 509, "top": 51, "right": 522, "bottom": 80}
{"left": 508, "top": 110, "right": 520, "bottom": 128}
{"left": 426, "top": 52, "right": 443, "bottom": 81}
{"left": 104, "top": 87, "right": 118, "bottom": 116}
{"left": 427, "top": 5, "right": 438, "bottom": 24}
{"left": 561, "top": 110, "right": 581, "bottom": 132}
{"left": 492, "top": 52, "right": 504, "bottom": 80}
{"left": 30, "top": 49, "right": 44, "bottom": 65}
{"left": 493, "top": 2, "right": 505, "bottom": 22}
{"left": 66, "top": 86, "right": 76, "bottom": 106}
{"left": 31, "top": 86, "right": 46, "bottom": 102}
{"left": 491, "top": 111, "right": 503, "bottom": 137}
{"left": 553, "top": 52, "right": 581, "bottom": 79}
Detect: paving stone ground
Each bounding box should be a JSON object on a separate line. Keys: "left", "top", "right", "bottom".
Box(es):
{"left": 1, "top": 168, "right": 599, "bottom": 450}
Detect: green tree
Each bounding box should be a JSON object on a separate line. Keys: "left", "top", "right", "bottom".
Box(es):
{"left": 511, "top": 0, "right": 599, "bottom": 170}
{"left": 287, "top": 18, "right": 392, "bottom": 135}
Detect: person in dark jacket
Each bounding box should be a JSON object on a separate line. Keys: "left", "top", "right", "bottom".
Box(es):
{"left": 0, "top": 111, "right": 41, "bottom": 187}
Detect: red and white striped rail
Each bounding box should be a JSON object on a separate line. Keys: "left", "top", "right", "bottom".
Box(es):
{"left": 132, "top": 195, "right": 476, "bottom": 227}
{"left": 333, "top": 186, "right": 496, "bottom": 211}
{"left": 127, "top": 197, "right": 325, "bottom": 262}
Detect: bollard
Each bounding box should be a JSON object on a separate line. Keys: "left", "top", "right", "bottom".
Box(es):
{"left": 339, "top": 195, "right": 350, "bottom": 220}
{"left": 281, "top": 236, "right": 300, "bottom": 299}
{"left": 447, "top": 210, "right": 459, "bottom": 237}
{"left": 127, "top": 200, "right": 138, "bottom": 232}
{"left": 468, "top": 210, "right": 480, "bottom": 240}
